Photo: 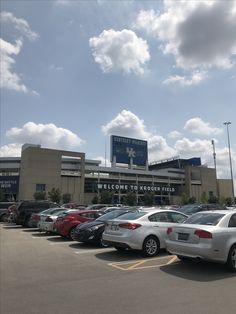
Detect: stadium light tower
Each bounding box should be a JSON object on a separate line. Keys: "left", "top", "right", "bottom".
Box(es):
{"left": 211, "top": 139, "right": 218, "bottom": 198}
{"left": 223, "top": 121, "right": 235, "bottom": 201}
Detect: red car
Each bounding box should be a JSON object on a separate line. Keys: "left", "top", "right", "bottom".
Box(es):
{"left": 55, "top": 210, "right": 104, "bottom": 239}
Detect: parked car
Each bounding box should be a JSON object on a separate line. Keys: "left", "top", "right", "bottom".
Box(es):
{"left": 0, "top": 202, "right": 15, "bottom": 222}
{"left": 28, "top": 207, "right": 66, "bottom": 228}
{"left": 102, "top": 209, "right": 187, "bottom": 256}
{"left": 56, "top": 210, "right": 104, "bottom": 239}
{"left": 15, "top": 200, "right": 60, "bottom": 227}
{"left": 177, "top": 203, "right": 227, "bottom": 216}
{"left": 166, "top": 210, "right": 236, "bottom": 272}
{"left": 38, "top": 209, "right": 73, "bottom": 233}
{"left": 72, "top": 208, "right": 136, "bottom": 246}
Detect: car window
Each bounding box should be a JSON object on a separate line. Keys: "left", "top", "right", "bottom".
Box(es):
{"left": 169, "top": 212, "right": 187, "bottom": 223}
{"left": 228, "top": 214, "right": 236, "bottom": 227}
{"left": 184, "top": 213, "right": 225, "bottom": 225}
{"left": 149, "top": 212, "right": 169, "bottom": 222}
{"left": 96, "top": 209, "right": 130, "bottom": 221}
{"left": 116, "top": 211, "right": 146, "bottom": 220}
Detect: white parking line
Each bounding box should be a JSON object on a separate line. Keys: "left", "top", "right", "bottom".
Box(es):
{"left": 74, "top": 248, "right": 112, "bottom": 254}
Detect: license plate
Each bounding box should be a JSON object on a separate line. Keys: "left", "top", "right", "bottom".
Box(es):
{"left": 178, "top": 233, "right": 189, "bottom": 241}
{"left": 111, "top": 224, "right": 119, "bottom": 231}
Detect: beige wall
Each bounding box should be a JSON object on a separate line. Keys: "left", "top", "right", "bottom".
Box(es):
{"left": 19, "top": 146, "right": 85, "bottom": 203}
{"left": 218, "top": 179, "right": 234, "bottom": 199}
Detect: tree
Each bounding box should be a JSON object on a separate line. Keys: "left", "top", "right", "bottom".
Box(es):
{"left": 143, "top": 193, "right": 154, "bottom": 206}
{"left": 225, "top": 197, "right": 233, "bottom": 207}
{"left": 62, "top": 193, "right": 71, "bottom": 204}
{"left": 48, "top": 188, "right": 61, "bottom": 204}
{"left": 188, "top": 196, "right": 196, "bottom": 204}
{"left": 181, "top": 193, "right": 189, "bottom": 205}
{"left": 208, "top": 195, "right": 218, "bottom": 204}
{"left": 99, "top": 191, "right": 113, "bottom": 204}
{"left": 33, "top": 191, "right": 46, "bottom": 200}
{"left": 201, "top": 192, "right": 208, "bottom": 204}
{"left": 124, "top": 192, "right": 137, "bottom": 206}
{"left": 92, "top": 195, "right": 99, "bottom": 204}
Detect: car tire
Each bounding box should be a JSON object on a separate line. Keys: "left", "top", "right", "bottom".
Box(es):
{"left": 226, "top": 244, "right": 236, "bottom": 272}
{"left": 100, "top": 238, "right": 109, "bottom": 247}
{"left": 69, "top": 227, "right": 76, "bottom": 240}
{"left": 142, "top": 236, "right": 160, "bottom": 257}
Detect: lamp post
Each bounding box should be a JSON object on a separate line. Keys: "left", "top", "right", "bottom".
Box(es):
{"left": 211, "top": 139, "right": 218, "bottom": 198}
{"left": 223, "top": 122, "right": 235, "bottom": 201}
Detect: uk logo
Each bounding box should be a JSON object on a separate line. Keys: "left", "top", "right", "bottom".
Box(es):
{"left": 126, "top": 147, "right": 136, "bottom": 158}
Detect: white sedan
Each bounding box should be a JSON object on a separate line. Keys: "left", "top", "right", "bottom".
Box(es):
{"left": 166, "top": 210, "right": 236, "bottom": 272}
{"left": 102, "top": 209, "right": 187, "bottom": 257}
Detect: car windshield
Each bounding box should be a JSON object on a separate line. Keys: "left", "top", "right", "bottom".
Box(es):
{"left": 184, "top": 212, "right": 225, "bottom": 226}
{"left": 96, "top": 209, "right": 132, "bottom": 222}
{"left": 116, "top": 211, "right": 146, "bottom": 220}
{"left": 178, "top": 204, "right": 201, "bottom": 215}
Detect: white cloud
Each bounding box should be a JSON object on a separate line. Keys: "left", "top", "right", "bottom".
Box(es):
{"left": 175, "top": 137, "right": 212, "bottom": 156}
{"left": 0, "top": 12, "right": 39, "bottom": 93}
{"left": 5, "top": 122, "right": 85, "bottom": 150}
{"left": 0, "top": 143, "right": 22, "bottom": 157}
{"left": 134, "top": 1, "right": 236, "bottom": 70}
{"left": 0, "top": 38, "right": 28, "bottom": 92}
{"left": 168, "top": 131, "right": 182, "bottom": 140}
{"left": 89, "top": 29, "right": 150, "bottom": 75}
{"left": 163, "top": 71, "right": 207, "bottom": 86}
{"left": 0, "top": 11, "right": 39, "bottom": 41}
{"left": 184, "top": 117, "right": 223, "bottom": 136}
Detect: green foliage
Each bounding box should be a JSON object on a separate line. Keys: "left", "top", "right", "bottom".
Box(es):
{"left": 62, "top": 193, "right": 71, "bottom": 204}
{"left": 188, "top": 196, "right": 196, "bottom": 204}
{"left": 48, "top": 188, "right": 61, "bottom": 204}
{"left": 92, "top": 195, "right": 99, "bottom": 204}
{"left": 181, "top": 193, "right": 189, "bottom": 205}
{"left": 33, "top": 191, "right": 46, "bottom": 200}
{"left": 208, "top": 195, "right": 218, "bottom": 204}
{"left": 225, "top": 197, "right": 233, "bottom": 206}
{"left": 124, "top": 192, "right": 137, "bottom": 206}
{"left": 201, "top": 192, "right": 208, "bottom": 204}
{"left": 219, "top": 196, "right": 226, "bottom": 205}
{"left": 143, "top": 193, "right": 154, "bottom": 206}
{"left": 99, "top": 191, "right": 113, "bottom": 204}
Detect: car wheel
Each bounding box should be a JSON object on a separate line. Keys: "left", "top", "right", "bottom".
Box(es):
{"left": 69, "top": 227, "right": 76, "bottom": 240}
{"left": 100, "top": 238, "right": 109, "bottom": 247}
{"left": 226, "top": 244, "right": 236, "bottom": 272}
{"left": 142, "top": 236, "right": 160, "bottom": 257}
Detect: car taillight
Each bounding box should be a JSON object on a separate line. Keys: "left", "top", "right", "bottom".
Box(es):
{"left": 194, "top": 229, "right": 212, "bottom": 239}
{"left": 118, "top": 223, "right": 141, "bottom": 230}
{"left": 45, "top": 217, "right": 53, "bottom": 222}
{"left": 167, "top": 227, "right": 173, "bottom": 235}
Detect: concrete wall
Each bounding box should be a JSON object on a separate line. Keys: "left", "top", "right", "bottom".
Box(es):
{"left": 19, "top": 146, "right": 85, "bottom": 203}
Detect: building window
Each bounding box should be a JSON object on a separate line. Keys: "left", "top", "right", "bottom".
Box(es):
{"left": 36, "top": 184, "right": 46, "bottom": 192}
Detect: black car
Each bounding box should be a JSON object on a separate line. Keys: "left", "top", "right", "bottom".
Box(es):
{"left": 72, "top": 208, "right": 135, "bottom": 246}
{"left": 15, "top": 200, "right": 60, "bottom": 227}
{"left": 177, "top": 203, "right": 227, "bottom": 216}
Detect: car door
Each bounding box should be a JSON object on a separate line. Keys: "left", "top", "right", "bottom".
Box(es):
{"left": 148, "top": 212, "right": 173, "bottom": 248}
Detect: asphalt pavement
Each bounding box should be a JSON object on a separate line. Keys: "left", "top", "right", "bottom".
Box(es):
{"left": 1, "top": 223, "right": 236, "bottom": 314}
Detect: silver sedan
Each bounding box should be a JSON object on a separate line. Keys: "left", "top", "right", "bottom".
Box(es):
{"left": 102, "top": 209, "right": 187, "bottom": 257}
{"left": 166, "top": 210, "right": 236, "bottom": 272}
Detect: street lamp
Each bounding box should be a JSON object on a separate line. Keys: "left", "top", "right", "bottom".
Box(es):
{"left": 211, "top": 139, "right": 218, "bottom": 198}
{"left": 223, "top": 121, "right": 235, "bottom": 201}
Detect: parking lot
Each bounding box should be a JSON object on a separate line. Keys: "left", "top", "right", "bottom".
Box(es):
{"left": 1, "top": 223, "right": 236, "bottom": 314}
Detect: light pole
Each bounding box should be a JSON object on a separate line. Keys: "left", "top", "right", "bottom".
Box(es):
{"left": 211, "top": 139, "right": 218, "bottom": 199}
{"left": 223, "top": 121, "right": 235, "bottom": 202}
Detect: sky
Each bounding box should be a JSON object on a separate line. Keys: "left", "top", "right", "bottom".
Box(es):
{"left": 0, "top": 0, "right": 236, "bottom": 191}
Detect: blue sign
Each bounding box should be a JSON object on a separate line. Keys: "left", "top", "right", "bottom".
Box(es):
{"left": 111, "top": 135, "right": 148, "bottom": 166}
{"left": 0, "top": 176, "right": 19, "bottom": 193}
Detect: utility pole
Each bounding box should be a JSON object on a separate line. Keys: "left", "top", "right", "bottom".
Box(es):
{"left": 223, "top": 122, "right": 235, "bottom": 202}
{"left": 211, "top": 139, "right": 219, "bottom": 199}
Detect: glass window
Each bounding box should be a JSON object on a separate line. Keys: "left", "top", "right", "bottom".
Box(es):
{"left": 149, "top": 212, "right": 169, "bottom": 222}
{"left": 184, "top": 213, "right": 225, "bottom": 226}
{"left": 36, "top": 184, "right": 46, "bottom": 192}
{"left": 117, "top": 211, "right": 146, "bottom": 220}
{"left": 228, "top": 214, "right": 236, "bottom": 227}
{"left": 169, "top": 212, "right": 187, "bottom": 223}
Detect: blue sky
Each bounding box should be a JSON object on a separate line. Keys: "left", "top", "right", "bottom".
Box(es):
{"left": 1, "top": 0, "right": 236, "bottom": 189}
